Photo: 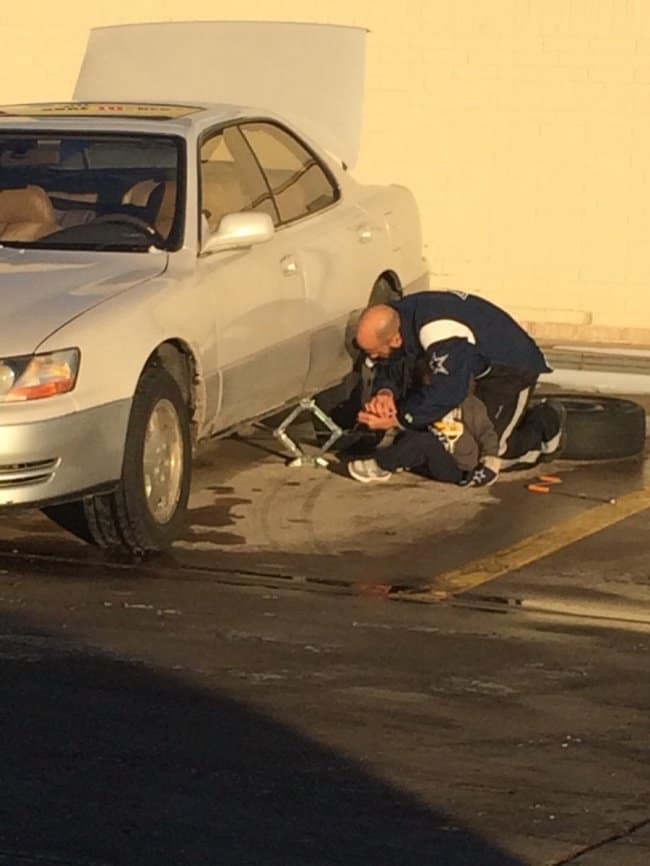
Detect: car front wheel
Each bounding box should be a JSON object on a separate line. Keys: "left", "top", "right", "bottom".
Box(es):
{"left": 44, "top": 365, "right": 192, "bottom": 556}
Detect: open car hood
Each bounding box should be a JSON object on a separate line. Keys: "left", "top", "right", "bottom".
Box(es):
{"left": 74, "top": 21, "right": 367, "bottom": 167}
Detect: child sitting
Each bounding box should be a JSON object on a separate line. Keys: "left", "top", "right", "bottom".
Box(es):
{"left": 347, "top": 363, "right": 500, "bottom": 487}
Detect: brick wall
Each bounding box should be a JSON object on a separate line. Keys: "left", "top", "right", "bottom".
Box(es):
{"left": 2, "top": 1, "right": 648, "bottom": 342}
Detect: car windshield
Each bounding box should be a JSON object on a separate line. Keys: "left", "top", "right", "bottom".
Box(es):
{"left": 0, "top": 133, "right": 183, "bottom": 251}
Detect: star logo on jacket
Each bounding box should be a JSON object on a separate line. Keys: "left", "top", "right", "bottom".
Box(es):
{"left": 429, "top": 352, "right": 450, "bottom": 376}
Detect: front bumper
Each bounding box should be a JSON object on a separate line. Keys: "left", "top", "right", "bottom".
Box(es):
{"left": 0, "top": 399, "right": 131, "bottom": 507}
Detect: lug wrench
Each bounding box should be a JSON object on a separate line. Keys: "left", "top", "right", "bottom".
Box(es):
{"left": 527, "top": 483, "right": 617, "bottom": 505}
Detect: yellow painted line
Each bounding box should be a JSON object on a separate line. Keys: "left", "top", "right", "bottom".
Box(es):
{"left": 395, "top": 486, "right": 650, "bottom": 602}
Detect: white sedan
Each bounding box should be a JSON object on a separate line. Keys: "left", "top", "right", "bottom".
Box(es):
{"left": 0, "top": 97, "right": 426, "bottom": 554}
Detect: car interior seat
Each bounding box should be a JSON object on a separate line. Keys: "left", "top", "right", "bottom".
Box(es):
{"left": 122, "top": 179, "right": 176, "bottom": 238}
{"left": 0, "top": 185, "right": 60, "bottom": 241}
{"left": 154, "top": 181, "right": 177, "bottom": 238}
{"left": 200, "top": 162, "right": 251, "bottom": 233}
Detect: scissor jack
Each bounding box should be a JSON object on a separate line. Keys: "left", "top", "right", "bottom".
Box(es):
{"left": 273, "top": 397, "right": 345, "bottom": 467}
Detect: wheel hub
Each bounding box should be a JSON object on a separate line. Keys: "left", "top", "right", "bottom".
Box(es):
{"left": 142, "top": 398, "right": 184, "bottom": 524}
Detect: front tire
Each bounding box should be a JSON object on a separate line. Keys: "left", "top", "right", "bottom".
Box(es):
{"left": 44, "top": 366, "right": 192, "bottom": 556}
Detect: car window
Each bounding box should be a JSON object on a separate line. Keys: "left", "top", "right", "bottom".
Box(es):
{"left": 199, "top": 126, "right": 277, "bottom": 233}
{"left": 0, "top": 133, "right": 182, "bottom": 251}
{"left": 71, "top": 141, "right": 179, "bottom": 169}
{"left": 239, "top": 123, "right": 338, "bottom": 224}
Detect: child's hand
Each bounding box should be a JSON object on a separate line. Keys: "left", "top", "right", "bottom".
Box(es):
{"left": 357, "top": 410, "right": 398, "bottom": 431}
{"left": 363, "top": 389, "right": 397, "bottom": 419}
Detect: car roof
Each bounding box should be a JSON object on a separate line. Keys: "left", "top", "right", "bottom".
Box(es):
{"left": 0, "top": 101, "right": 260, "bottom": 135}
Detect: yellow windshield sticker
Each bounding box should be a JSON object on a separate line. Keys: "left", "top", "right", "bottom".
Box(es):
{"left": 0, "top": 103, "right": 200, "bottom": 118}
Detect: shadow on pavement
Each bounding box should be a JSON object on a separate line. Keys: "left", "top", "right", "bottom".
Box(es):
{"left": 0, "top": 611, "right": 525, "bottom": 866}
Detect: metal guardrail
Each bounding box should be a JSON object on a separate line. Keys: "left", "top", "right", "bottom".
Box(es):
{"left": 543, "top": 348, "right": 650, "bottom": 375}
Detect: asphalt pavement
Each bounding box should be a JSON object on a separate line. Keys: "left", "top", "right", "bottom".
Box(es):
{"left": 0, "top": 411, "right": 648, "bottom": 865}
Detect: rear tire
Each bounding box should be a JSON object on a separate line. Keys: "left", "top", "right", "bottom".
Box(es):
{"left": 43, "top": 366, "right": 192, "bottom": 556}
{"left": 318, "top": 275, "right": 402, "bottom": 426}
{"left": 368, "top": 274, "right": 401, "bottom": 306}
{"left": 535, "top": 393, "right": 646, "bottom": 460}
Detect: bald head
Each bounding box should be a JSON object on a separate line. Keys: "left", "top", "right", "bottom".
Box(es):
{"left": 356, "top": 304, "right": 403, "bottom": 359}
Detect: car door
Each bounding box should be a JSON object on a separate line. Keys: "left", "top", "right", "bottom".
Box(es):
{"left": 195, "top": 124, "right": 309, "bottom": 431}
{"left": 239, "top": 121, "right": 378, "bottom": 394}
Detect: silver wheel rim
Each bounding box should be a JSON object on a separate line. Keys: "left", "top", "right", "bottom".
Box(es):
{"left": 142, "top": 398, "right": 184, "bottom": 524}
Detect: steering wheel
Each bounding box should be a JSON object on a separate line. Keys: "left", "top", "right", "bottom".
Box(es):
{"left": 93, "top": 213, "right": 162, "bottom": 243}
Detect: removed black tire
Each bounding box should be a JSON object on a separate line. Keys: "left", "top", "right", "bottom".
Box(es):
{"left": 44, "top": 366, "right": 192, "bottom": 555}
{"left": 537, "top": 394, "right": 646, "bottom": 460}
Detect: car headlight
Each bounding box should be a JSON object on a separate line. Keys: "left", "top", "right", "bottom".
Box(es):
{"left": 0, "top": 349, "right": 80, "bottom": 402}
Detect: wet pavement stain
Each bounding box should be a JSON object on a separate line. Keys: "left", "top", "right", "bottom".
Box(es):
{"left": 183, "top": 495, "right": 252, "bottom": 547}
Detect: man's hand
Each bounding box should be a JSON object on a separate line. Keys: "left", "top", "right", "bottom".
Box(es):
{"left": 363, "top": 389, "right": 397, "bottom": 419}
{"left": 357, "top": 410, "right": 398, "bottom": 431}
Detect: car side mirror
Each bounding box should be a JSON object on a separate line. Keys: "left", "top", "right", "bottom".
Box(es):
{"left": 200, "top": 211, "right": 274, "bottom": 255}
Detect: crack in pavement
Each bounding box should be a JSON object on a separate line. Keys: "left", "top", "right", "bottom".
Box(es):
{"left": 551, "top": 817, "right": 650, "bottom": 864}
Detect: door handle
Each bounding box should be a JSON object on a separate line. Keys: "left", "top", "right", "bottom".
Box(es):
{"left": 358, "top": 225, "right": 373, "bottom": 243}
{"left": 281, "top": 255, "right": 299, "bottom": 276}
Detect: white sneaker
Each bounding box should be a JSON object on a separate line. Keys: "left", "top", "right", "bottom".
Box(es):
{"left": 347, "top": 458, "right": 393, "bottom": 483}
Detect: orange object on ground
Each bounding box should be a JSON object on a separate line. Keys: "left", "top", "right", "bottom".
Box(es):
{"left": 527, "top": 482, "right": 617, "bottom": 504}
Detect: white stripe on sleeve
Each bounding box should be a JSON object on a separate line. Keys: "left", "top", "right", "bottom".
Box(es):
{"left": 418, "top": 319, "right": 476, "bottom": 350}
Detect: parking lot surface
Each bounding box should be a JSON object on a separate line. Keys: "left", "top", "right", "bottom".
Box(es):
{"left": 0, "top": 411, "right": 648, "bottom": 865}
{"left": 1, "top": 417, "right": 649, "bottom": 618}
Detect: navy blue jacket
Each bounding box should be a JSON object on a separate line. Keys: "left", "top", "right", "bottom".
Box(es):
{"left": 372, "top": 291, "right": 551, "bottom": 428}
